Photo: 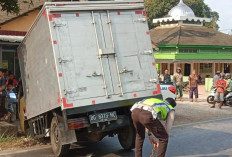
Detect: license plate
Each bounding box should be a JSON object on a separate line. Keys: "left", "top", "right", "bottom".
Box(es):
{"left": 89, "top": 111, "right": 117, "bottom": 124}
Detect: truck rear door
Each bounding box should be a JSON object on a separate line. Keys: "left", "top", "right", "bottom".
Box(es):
{"left": 93, "top": 10, "right": 158, "bottom": 96}
{"left": 50, "top": 6, "right": 158, "bottom": 103}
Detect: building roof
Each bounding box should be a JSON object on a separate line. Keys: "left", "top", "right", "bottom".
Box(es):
{"left": 150, "top": 25, "right": 232, "bottom": 47}
{"left": 168, "top": 0, "right": 195, "bottom": 18}
{"left": 0, "top": 0, "right": 48, "bottom": 25}
{"left": 153, "top": 0, "right": 210, "bottom": 26}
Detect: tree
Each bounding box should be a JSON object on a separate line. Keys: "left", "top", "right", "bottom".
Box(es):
{"left": 145, "top": 0, "right": 219, "bottom": 29}
{"left": 0, "top": 0, "right": 35, "bottom": 14}
{"left": 0, "top": 0, "right": 20, "bottom": 14}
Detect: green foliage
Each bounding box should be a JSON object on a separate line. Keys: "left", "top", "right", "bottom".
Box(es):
{"left": 0, "top": 0, "right": 34, "bottom": 14}
{"left": 145, "top": 0, "right": 219, "bottom": 29}
{"left": 0, "top": 0, "right": 20, "bottom": 14}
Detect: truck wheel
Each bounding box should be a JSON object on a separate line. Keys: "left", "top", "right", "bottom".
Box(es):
{"left": 118, "top": 125, "right": 136, "bottom": 150}
{"left": 50, "top": 117, "right": 70, "bottom": 157}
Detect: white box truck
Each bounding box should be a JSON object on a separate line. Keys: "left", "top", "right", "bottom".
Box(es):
{"left": 18, "top": 1, "right": 162, "bottom": 156}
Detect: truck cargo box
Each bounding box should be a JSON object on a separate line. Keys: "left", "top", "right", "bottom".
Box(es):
{"left": 18, "top": 1, "right": 161, "bottom": 119}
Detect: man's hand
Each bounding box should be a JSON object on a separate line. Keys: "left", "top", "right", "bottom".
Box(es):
{"left": 148, "top": 135, "right": 159, "bottom": 148}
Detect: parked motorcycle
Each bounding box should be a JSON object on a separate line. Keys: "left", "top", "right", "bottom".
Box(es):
{"left": 207, "top": 88, "right": 232, "bottom": 106}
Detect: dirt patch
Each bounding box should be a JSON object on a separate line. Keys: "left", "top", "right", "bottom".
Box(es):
{"left": 0, "top": 137, "right": 49, "bottom": 151}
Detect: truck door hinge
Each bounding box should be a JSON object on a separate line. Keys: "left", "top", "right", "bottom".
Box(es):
{"left": 58, "top": 57, "right": 72, "bottom": 63}
{"left": 120, "top": 67, "right": 133, "bottom": 74}
{"left": 52, "top": 21, "right": 66, "bottom": 27}
{"left": 87, "top": 71, "right": 102, "bottom": 77}
{"left": 63, "top": 89, "right": 78, "bottom": 95}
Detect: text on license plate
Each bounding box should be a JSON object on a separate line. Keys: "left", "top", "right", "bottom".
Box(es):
{"left": 89, "top": 111, "right": 117, "bottom": 124}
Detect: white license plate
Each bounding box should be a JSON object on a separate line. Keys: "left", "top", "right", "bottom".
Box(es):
{"left": 89, "top": 111, "right": 117, "bottom": 124}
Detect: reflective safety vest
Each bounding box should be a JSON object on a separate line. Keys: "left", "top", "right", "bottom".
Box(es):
{"left": 139, "top": 98, "right": 174, "bottom": 120}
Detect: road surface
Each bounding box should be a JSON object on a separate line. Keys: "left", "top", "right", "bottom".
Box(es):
{"left": 1, "top": 117, "right": 232, "bottom": 157}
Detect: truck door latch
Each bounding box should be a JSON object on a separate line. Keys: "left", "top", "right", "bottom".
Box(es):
{"left": 64, "top": 89, "right": 78, "bottom": 95}
{"left": 52, "top": 21, "right": 66, "bottom": 27}
{"left": 120, "top": 67, "right": 133, "bottom": 74}
{"left": 87, "top": 71, "right": 102, "bottom": 77}
{"left": 58, "top": 57, "right": 72, "bottom": 63}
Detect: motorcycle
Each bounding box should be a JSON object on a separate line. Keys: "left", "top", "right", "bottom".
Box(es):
{"left": 207, "top": 88, "right": 232, "bottom": 106}
{"left": 225, "top": 92, "right": 232, "bottom": 106}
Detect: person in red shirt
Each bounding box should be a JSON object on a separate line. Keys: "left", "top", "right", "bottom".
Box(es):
{"left": 211, "top": 73, "right": 226, "bottom": 109}
{"left": 7, "top": 73, "right": 18, "bottom": 87}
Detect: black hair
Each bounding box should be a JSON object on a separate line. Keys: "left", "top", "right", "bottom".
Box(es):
{"left": 0, "top": 68, "right": 4, "bottom": 72}
{"left": 2, "top": 69, "right": 7, "bottom": 73}
{"left": 7, "top": 79, "right": 13, "bottom": 86}
{"left": 165, "top": 98, "right": 176, "bottom": 108}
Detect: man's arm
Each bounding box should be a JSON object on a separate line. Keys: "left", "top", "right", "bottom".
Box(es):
{"left": 146, "top": 128, "right": 159, "bottom": 147}
{"left": 0, "top": 85, "right": 5, "bottom": 92}
{"left": 173, "top": 74, "right": 176, "bottom": 84}
{"left": 188, "top": 76, "right": 191, "bottom": 87}
{"left": 165, "top": 111, "right": 175, "bottom": 136}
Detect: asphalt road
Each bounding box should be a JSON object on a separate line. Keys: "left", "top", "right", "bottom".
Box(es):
{"left": 1, "top": 118, "right": 232, "bottom": 157}
{"left": 1, "top": 100, "right": 232, "bottom": 157}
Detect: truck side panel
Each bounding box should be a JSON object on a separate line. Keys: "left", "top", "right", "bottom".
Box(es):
{"left": 18, "top": 10, "right": 61, "bottom": 119}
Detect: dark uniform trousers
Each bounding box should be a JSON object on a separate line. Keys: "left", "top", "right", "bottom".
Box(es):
{"left": 131, "top": 108, "right": 169, "bottom": 157}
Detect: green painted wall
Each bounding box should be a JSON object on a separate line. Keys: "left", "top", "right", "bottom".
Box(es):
{"left": 155, "top": 46, "right": 232, "bottom": 60}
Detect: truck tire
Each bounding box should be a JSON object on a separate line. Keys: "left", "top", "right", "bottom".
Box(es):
{"left": 118, "top": 125, "right": 136, "bottom": 150}
{"left": 50, "top": 117, "right": 70, "bottom": 157}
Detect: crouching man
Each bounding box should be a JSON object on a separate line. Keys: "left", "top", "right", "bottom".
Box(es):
{"left": 131, "top": 98, "right": 176, "bottom": 157}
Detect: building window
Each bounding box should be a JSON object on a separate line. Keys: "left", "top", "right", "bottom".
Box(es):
{"left": 200, "top": 63, "right": 212, "bottom": 73}
{"left": 179, "top": 49, "right": 197, "bottom": 53}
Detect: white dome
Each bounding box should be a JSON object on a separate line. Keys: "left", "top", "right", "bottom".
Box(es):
{"left": 168, "top": 0, "right": 195, "bottom": 17}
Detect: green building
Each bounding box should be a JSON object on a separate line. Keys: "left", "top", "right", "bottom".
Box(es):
{"left": 150, "top": 0, "right": 232, "bottom": 79}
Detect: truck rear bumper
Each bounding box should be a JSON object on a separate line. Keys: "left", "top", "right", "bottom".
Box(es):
{"left": 65, "top": 94, "right": 162, "bottom": 115}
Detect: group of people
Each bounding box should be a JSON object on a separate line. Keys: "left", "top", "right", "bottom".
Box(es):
{"left": 162, "top": 67, "right": 200, "bottom": 102}
{"left": 210, "top": 71, "right": 232, "bottom": 109}
{"left": 130, "top": 69, "right": 232, "bottom": 157}
{"left": 0, "top": 68, "right": 19, "bottom": 122}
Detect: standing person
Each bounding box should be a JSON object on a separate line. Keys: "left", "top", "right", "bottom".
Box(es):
{"left": 189, "top": 70, "right": 198, "bottom": 102}
{"left": 173, "top": 67, "right": 183, "bottom": 101}
{"left": 162, "top": 69, "right": 171, "bottom": 83}
{"left": 212, "top": 71, "right": 220, "bottom": 88}
{"left": 198, "top": 74, "right": 202, "bottom": 84}
{"left": 131, "top": 98, "right": 176, "bottom": 157}
{"left": 210, "top": 73, "right": 226, "bottom": 109}
{"left": 224, "top": 73, "right": 231, "bottom": 97}
{"left": 0, "top": 68, "right": 7, "bottom": 120}
{"left": 7, "top": 73, "right": 18, "bottom": 87}
{"left": 3, "top": 80, "right": 17, "bottom": 122}
{"left": 3, "top": 69, "right": 9, "bottom": 81}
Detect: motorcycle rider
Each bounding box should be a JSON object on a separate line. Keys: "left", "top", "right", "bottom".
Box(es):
{"left": 225, "top": 73, "right": 232, "bottom": 97}
{"left": 212, "top": 71, "right": 220, "bottom": 89}
{"left": 210, "top": 73, "right": 227, "bottom": 109}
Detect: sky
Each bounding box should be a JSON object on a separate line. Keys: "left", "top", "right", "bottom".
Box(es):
{"left": 204, "top": 0, "right": 232, "bottom": 34}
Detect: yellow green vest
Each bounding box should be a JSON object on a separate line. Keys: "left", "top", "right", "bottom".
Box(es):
{"left": 140, "top": 98, "right": 174, "bottom": 120}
